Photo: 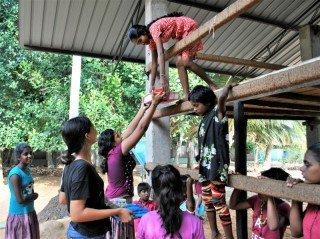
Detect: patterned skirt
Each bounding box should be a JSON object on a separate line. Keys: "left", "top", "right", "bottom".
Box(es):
{"left": 5, "top": 211, "right": 40, "bottom": 239}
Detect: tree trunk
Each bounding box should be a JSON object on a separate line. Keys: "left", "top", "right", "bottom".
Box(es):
{"left": 46, "top": 151, "right": 54, "bottom": 169}
{"left": 175, "top": 134, "right": 183, "bottom": 165}
{"left": 264, "top": 143, "right": 273, "bottom": 169}
{"left": 187, "top": 141, "right": 195, "bottom": 169}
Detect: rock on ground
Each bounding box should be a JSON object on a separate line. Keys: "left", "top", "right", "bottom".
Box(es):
{"left": 38, "top": 195, "right": 69, "bottom": 223}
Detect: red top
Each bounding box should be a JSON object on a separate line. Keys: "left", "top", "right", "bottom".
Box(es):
{"left": 148, "top": 16, "right": 203, "bottom": 59}
{"left": 303, "top": 204, "right": 320, "bottom": 239}
{"left": 247, "top": 195, "right": 290, "bottom": 239}
{"left": 133, "top": 199, "right": 158, "bottom": 211}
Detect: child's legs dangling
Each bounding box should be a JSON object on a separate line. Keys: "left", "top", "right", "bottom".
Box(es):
{"left": 187, "top": 60, "right": 218, "bottom": 91}
{"left": 175, "top": 55, "right": 190, "bottom": 99}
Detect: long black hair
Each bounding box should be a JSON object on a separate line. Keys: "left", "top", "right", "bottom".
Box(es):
{"left": 128, "top": 12, "right": 183, "bottom": 41}
{"left": 61, "top": 116, "right": 93, "bottom": 165}
{"left": 151, "top": 165, "right": 184, "bottom": 237}
{"left": 98, "top": 129, "right": 115, "bottom": 174}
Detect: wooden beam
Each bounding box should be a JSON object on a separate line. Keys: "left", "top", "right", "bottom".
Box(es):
{"left": 167, "top": 0, "right": 299, "bottom": 31}
{"left": 195, "top": 53, "right": 285, "bottom": 70}
{"left": 164, "top": 0, "right": 262, "bottom": 61}
{"left": 244, "top": 100, "right": 320, "bottom": 112}
{"left": 215, "top": 56, "right": 320, "bottom": 102}
{"left": 153, "top": 57, "right": 320, "bottom": 119}
{"left": 272, "top": 92, "right": 320, "bottom": 103}
{"left": 153, "top": 101, "right": 193, "bottom": 118}
{"left": 144, "top": 163, "right": 320, "bottom": 205}
{"left": 233, "top": 102, "right": 248, "bottom": 238}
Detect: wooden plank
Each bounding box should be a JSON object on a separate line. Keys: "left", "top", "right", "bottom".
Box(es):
{"left": 244, "top": 100, "right": 320, "bottom": 112}
{"left": 144, "top": 163, "right": 320, "bottom": 205}
{"left": 164, "top": 0, "right": 262, "bottom": 60}
{"left": 153, "top": 101, "right": 193, "bottom": 118}
{"left": 195, "top": 53, "right": 285, "bottom": 70}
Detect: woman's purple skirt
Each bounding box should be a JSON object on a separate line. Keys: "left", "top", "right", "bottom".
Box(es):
{"left": 5, "top": 211, "right": 40, "bottom": 239}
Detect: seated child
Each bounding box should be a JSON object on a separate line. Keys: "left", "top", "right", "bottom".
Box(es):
{"left": 229, "top": 168, "right": 291, "bottom": 239}
{"left": 133, "top": 182, "right": 157, "bottom": 211}
{"left": 180, "top": 175, "right": 196, "bottom": 214}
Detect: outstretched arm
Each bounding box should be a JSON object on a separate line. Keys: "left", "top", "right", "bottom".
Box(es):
{"left": 149, "top": 50, "right": 158, "bottom": 92}
{"left": 217, "top": 84, "right": 233, "bottom": 121}
{"left": 121, "top": 101, "right": 150, "bottom": 140}
{"left": 154, "top": 38, "right": 168, "bottom": 92}
{"left": 121, "top": 93, "right": 164, "bottom": 155}
{"left": 186, "top": 177, "right": 196, "bottom": 213}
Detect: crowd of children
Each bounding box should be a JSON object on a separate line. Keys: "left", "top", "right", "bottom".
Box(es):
{"left": 4, "top": 11, "right": 320, "bottom": 239}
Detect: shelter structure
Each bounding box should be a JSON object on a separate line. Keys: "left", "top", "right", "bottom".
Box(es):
{"left": 19, "top": 0, "right": 320, "bottom": 237}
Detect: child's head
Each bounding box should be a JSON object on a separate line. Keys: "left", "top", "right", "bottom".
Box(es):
{"left": 188, "top": 85, "right": 217, "bottom": 116}
{"left": 128, "top": 25, "right": 151, "bottom": 45}
{"left": 137, "top": 182, "right": 151, "bottom": 202}
{"left": 14, "top": 143, "right": 33, "bottom": 166}
{"left": 301, "top": 142, "right": 320, "bottom": 184}
{"left": 61, "top": 116, "right": 96, "bottom": 164}
{"left": 258, "top": 167, "right": 290, "bottom": 201}
{"left": 98, "top": 129, "right": 122, "bottom": 173}
{"left": 151, "top": 165, "right": 183, "bottom": 236}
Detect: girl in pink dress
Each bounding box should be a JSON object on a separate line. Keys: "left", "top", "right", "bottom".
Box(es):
{"left": 128, "top": 12, "right": 218, "bottom": 99}
{"left": 287, "top": 143, "right": 320, "bottom": 239}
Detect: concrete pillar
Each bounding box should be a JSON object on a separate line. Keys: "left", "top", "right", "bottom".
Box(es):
{"left": 69, "top": 55, "right": 81, "bottom": 119}
{"left": 145, "top": 0, "right": 171, "bottom": 164}
{"left": 299, "top": 25, "right": 320, "bottom": 147}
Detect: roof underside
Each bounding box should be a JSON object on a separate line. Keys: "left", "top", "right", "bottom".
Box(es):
{"left": 19, "top": 0, "right": 320, "bottom": 119}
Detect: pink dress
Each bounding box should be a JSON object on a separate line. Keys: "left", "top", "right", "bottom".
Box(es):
{"left": 247, "top": 195, "right": 290, "bottom": 239}
{"left": 136, "top": 211, "right": 205, "bottom": 239}
{"left": 148, "top": 16, "right": 203, "bottom": 60}
{"left": 302, "top": 204, "right": 320, "bottom": 239}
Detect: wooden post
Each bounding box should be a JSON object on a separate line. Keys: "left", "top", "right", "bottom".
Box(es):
{"left": 299, "top": 25, "right": 320, "bottom": 147}
{"left": 69, "top": 55, "right": 81, "bottom": 119}
{"left": 234, "top": 101, "right": 248, "bottom": 239}
{"left": 145, "top": 0, "right": 171, "bottom": 165}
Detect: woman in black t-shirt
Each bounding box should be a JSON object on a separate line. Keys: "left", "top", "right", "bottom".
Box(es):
{"left": 59, "top": 116, "right": 132, "bottom": 239}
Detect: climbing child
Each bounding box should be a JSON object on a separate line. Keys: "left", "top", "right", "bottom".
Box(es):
{"left": 188, "top": 84, "right": 234, "bottom": 239}
{"left": 229, "top": 168, "right": 291, "bottom": 239}
{"left": 180, "top": 174, "right": 196, "bottom": 214}
{"left": 5, "top": 143, "right": 40, "bottom": 239}
{"left": 286, "top": 142, "right": 320, "bottom": 238}
{"left": 136, "top": 165, "right": 205, "bottom": 239}
{"left": 134, "top": 182, "right": 157, "bottom": 211}
{"left": 128, "top": 12, "right": 218, "bottom": 99}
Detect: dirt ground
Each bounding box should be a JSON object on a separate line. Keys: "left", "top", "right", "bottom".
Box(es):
{"left": 0, "top": 168, "right": 299, "bottom": 238}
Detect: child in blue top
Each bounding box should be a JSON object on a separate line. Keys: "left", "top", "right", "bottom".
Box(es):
{"left": 5, "top": 143, "right": 39, "bottom": 239}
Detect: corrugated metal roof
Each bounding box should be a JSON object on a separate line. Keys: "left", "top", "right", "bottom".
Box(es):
{"left": 19, "top": 0, "right": 320, "bottom": 78}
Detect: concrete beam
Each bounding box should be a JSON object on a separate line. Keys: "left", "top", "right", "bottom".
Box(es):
{"left": 145, "top": 163, "right": 320, "bottom": 205}
{"left": 164, "top": 0, "right": 262, "bottom": 61}
{"left": 195, "top": 53, "right": 285, "bottom": 70}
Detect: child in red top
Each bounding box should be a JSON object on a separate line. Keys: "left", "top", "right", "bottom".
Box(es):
{"left": 128, "top": 12, "right": 218, "bottom": 99}
{"left": 133, "top": 182, "right": 157, "bottom": 211}
{"left": 133, "top": 182, "right": 157, "bottom": 234}
{"left": 286, "top": 143, "right": 320, "bottom": 239}
{"left": 229, "top": 168, "right": 291, "bottom": 239}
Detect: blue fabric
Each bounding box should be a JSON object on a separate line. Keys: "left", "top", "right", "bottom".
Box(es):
{"left": 67, "top": 224, "right": 106, "bottom": 239}
{"left": 8, "top": 166, "right": 35, "bottom": 215}
{"left": 113, "top": 203, "right": 149, "bottom": 221}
